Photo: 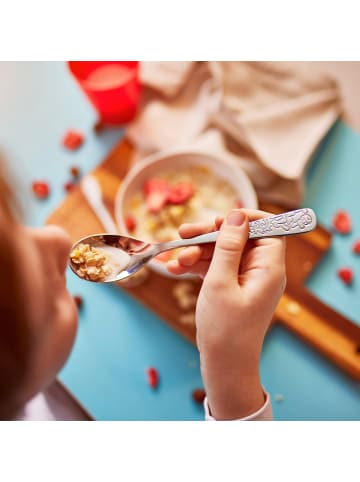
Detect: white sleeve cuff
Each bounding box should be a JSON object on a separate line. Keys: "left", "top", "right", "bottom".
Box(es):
{"left": 204, "top": 390, "right": 273, "bottom": 421}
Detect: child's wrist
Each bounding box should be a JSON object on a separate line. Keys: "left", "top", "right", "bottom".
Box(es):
{"left": 202, "top": 369, "right": 264, "bottom": 420}
{"left": 199, "top": 349, "right": 264, "bottom": 419}
{"left": 199, "top": 339, "right": 261, "bottom": 373}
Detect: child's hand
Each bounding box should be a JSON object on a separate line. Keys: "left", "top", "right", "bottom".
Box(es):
{"left": 167, "top": 209, "right": 286, "bottom": 420}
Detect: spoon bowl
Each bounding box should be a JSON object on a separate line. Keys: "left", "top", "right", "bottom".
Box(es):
{"left": 69, "top": 208, "right": 317, "bottom": 283}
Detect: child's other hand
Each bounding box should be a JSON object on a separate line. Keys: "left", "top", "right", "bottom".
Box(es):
{"left": 167, "top": 209, "right": 286, "bottom": 420}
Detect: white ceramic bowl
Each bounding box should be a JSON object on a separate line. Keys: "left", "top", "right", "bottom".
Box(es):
{"left": 115, "top": 149, "right": 258, "bottom": 278}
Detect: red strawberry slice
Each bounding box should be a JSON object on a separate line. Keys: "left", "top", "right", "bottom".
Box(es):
{"left": 352, "top": 240, "right": 360, "bottom": 255}
{"left": 143, "top": 178, "right": 170, "bottom": 213}
{"left": 337, "top": 267, "right": 353, "bottom": 285}
{"left": 168, "top": 182, "right": 194, "bottom": 204}
{"left": 146, "top": 367, "right": 159, "bottom": 389}
{"left": 143, "top": 178, "right": 169, "bottom": 196}
{"left": 146, "top": 191, "right": 169, "bottom": 213}
{"left": 64, "top": 181, "right": 75, "bottom": 193}
{"left": 32, "top": 180, "right": 50, "bottom": 199}
{"left": 332, "top": 210, "right": 352, "bottom": 234}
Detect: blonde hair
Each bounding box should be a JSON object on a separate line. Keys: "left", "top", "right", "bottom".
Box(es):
{"left": 0, "top": 157, "right": 31, "bottom": 419}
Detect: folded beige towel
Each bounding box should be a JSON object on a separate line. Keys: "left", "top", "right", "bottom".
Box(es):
{"left": 127, "top": 61, "right": 342, "bottom": 207}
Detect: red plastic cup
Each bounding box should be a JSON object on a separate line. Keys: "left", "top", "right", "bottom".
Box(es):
{"left": 68, "top": 61, "right": 141, "bottom": 125}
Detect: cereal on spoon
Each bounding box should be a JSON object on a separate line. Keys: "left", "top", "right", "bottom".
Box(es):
{"left": 70, "top": 243, "right": 113, "bottom": 282}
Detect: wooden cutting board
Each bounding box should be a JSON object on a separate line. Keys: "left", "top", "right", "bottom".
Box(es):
{"left": 47, "top": 137, "right": 360, "bottom": 379}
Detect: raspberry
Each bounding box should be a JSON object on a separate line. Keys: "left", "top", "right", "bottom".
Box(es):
{"left": 352, "top": 240, "right": 360, "bottom": 255}
{"left": 332, "top": 210, "right": 352, "bottom": 235}
{"left": 64, "top": 181, "right": 75, "bottom": 193}
{"left": 73, "top": 295, "right": 83, "bottom": 309}
{"left": 62, "top": 130, "right": 84, "bottom": 150}
{"left": 192, "top": 388, "right": 206, "bottom": 404}
{"left": 32, "top": 180, "right": 50, "bottom": 199}
{"left": 146, "top": 367, "right": 159, "bottom": 389}
{"left": 337, "top": 267, "right": 353, "bottom": 285}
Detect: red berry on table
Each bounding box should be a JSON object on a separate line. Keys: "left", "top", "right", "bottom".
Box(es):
{"left": 337, "top": 267, "right": 353, "bottom": 285}
{"left": 168, "top": 182, "right": 194, "bottom": 204}
{"left": 352, "top": 240, "right": 360, "bottom": 255}
{"left": 146, "top": 367, "right": 159, "bottom": 389}
{"left": 32, "top": 180, "right": 50, "bottom": 199}
{"left": 62, "top": 129, "right": 84, "bottom": 150}
{"left": 332, "top": 210, "right": 352, "bottom": 234}
{"left": 125, "top": 215, "right": 136, "bottom": 232}
{"left": 73, "top": 295, "right": 83, "bottom": 309}
{"left": 192, "top": 388, "right": 206, "bottom": 404}
{"left": 64, "top": 181, "right": 75, "bottom": 193}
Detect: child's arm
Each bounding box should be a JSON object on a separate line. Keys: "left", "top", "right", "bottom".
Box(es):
{"left": 167, "top": 209, "right": 286, "bottom": 420}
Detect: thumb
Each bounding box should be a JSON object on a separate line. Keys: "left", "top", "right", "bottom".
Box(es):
{"left": 207, "top": 210, "right": 248, "bottom": 282}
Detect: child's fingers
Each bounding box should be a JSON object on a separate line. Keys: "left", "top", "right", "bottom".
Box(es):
{"left": 177, "top": 244, "right": 215, "bottom": 267}
{"left": 167, "top": 260, "right": 189, "bottom": 275}
{"left": 166, "top": 259, "right": 210, "bottom": 278}
{"left": 188, "top": 260, "right": 211, "bottom": 278}
{"left": 215, "top": 216, "right": 224, "bottom": 229}
{"left": 177, "top": 246, "right": 202, "bottom": 266}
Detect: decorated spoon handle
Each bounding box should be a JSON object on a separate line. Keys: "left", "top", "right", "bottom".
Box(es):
{"left": 158, "top": 208, "right": 317, "bottom": 251}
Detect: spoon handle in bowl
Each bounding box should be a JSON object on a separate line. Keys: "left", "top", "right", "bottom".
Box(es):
{"left": 158, "top": 208, "right": 317, "bottom": 251}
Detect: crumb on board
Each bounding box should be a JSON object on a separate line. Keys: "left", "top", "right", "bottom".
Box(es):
{"left": 302, "top": 261, "right": 313, "bottom": 273}
{"left": 172, "top": 281, "right": 197, "bottom": 310}
{"left": 179, "top": 312, "right": 196, "bottom": 325}
{"left": 286, "top": 301, "right": 301, "bottom": 316}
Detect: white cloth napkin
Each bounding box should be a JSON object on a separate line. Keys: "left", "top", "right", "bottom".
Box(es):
{"left": 127, "top": 61, "right": 342, "bottom": 207}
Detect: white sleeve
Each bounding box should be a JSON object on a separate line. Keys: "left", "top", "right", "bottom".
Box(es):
{"left": 204, "top": 391, "right": 273, "bottom": 421}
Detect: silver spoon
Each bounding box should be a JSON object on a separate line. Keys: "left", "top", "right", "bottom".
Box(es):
{"left": 69, "top": 207, "right": 316, "bottom": 283}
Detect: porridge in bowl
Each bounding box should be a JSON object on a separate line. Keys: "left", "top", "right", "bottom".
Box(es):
{"left": 123, "top": 165, "right": 242, "bottom": 263}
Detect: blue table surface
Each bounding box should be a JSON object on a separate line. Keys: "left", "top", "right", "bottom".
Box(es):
{"left": 1, "top": 61, "right": 360, "bottom": 420}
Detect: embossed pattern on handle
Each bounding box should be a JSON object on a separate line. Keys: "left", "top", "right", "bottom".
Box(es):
{"left": 158, "top": 208, "right": 317, "bottom": 253}
{"left": 248, "top": 208, "right": 317, "bottom": 239}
